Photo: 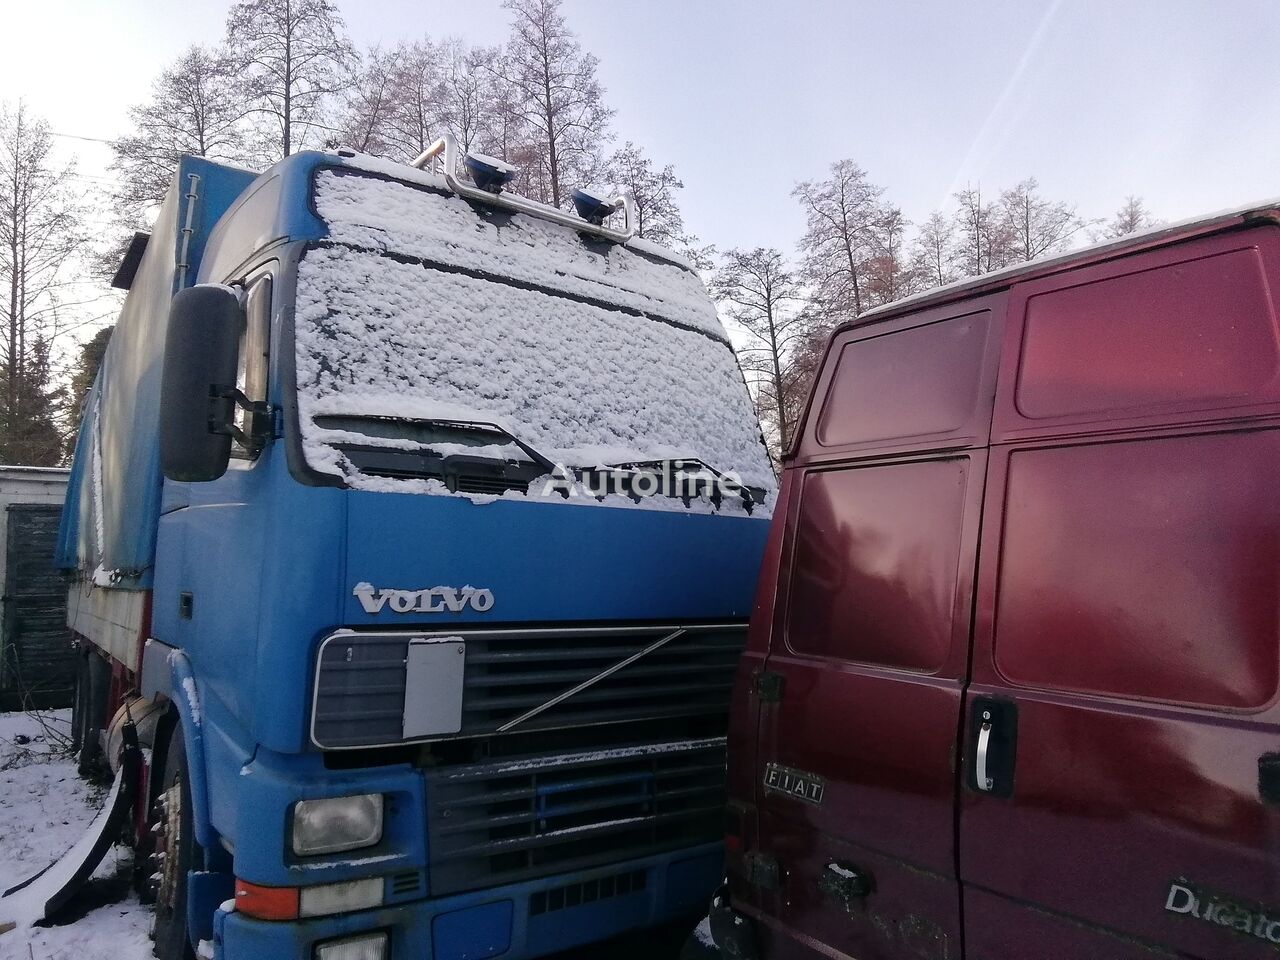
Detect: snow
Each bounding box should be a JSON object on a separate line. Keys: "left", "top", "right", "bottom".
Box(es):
{"left": 314, "top": 169, "right": 725, "bottom": 340}
{"left": 297, "top": 167, "right": 775, "bottom": 511}
{"left": 180, "top": 677, "right": 201, "bottom": 726}
{"left": 0, "top": 710, "right": 151, "bottom": 960}
{"left": 294, "top": 245, "right": 775, "bottom": 502}
{"left": 693, "top": 917, "right": 715, "bottom": 947}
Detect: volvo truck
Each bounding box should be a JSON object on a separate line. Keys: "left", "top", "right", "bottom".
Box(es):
{"left": 13, "top": 136, "right": 774, "bottom": 960}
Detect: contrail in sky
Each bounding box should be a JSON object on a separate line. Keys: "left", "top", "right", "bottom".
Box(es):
{"left": 943, "top": 0, "right": 1066, "bottom": 204}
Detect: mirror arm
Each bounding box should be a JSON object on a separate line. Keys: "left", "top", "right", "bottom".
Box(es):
{"left": 209, "top": 384, "right": 273, "bottom": 455}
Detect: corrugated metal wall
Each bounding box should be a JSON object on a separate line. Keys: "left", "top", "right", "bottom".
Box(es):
{"left": 1, "top": 504, "right": 74, "bottom": 709}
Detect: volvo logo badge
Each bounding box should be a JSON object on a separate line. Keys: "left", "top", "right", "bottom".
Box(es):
{"left": 353, "top": 582, "right": 495, "bottom": 614}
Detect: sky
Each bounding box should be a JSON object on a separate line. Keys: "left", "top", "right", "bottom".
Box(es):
{"left": 2, "top": 0, "right": 1280, "bottom": 259}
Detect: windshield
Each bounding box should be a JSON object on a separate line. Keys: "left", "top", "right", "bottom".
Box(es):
{"left": 294, "top": 168, "right": 775, "bottom": 511}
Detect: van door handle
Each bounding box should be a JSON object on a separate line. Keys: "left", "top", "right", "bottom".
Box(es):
{"left": 975, "top": 721, "right": 994, "bottom": 792}
{"left": 968, "top": 697, "right": 1018, "bottom": 798}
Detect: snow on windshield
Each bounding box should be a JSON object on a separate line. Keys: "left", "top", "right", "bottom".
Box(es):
{"left": 315, "top": 168, "right": 725, "bottom": 340}
{"left": 296, "top": 169, "right": 775, "bottom": 507}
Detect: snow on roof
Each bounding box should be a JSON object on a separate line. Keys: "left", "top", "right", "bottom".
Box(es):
{"left": 314, "top": 168, "right": 726, "bottom": 341}
{"left": 859, "top": 195, "right": 1280, "bottom": 324}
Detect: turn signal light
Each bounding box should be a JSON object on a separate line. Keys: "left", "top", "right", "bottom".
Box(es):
{"left": 234, "top": 879, "right": 301, "bottom": 920}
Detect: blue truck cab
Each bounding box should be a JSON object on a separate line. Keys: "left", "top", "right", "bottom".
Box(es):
{"left": 57, "top": 140, "right": 773, "bottom": 960}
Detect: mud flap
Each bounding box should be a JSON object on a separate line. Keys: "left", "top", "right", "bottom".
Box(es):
{"left": 0, "top": 735, "right": 140, "bottom": 931}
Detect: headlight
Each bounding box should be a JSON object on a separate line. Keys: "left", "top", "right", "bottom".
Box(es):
{"left": 292, "top": 794, "right": 384, "bottom": 856}
{"left": 314, "top": 931, "right": 388, "bottom": 960}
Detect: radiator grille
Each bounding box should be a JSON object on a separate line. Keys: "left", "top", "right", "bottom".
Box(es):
{"left": 311, "top": 624, "right": 745, "bottom": 749}
{"left": 424, "top": 738, "right": 725, "bottom": 896}
{"left": 529, "top": 869, "right": 646, "bottom": 916}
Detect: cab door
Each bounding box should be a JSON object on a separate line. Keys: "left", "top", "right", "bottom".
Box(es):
{"left": 751, "top": 299, "right": 1004, "bottom": 960}
{"left": 959, "top": 234, "right": 1280, "bottom": 960}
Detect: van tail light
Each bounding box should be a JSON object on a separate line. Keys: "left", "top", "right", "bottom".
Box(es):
{"left": 724, "top": 805, "right": 745, "bottom": 853}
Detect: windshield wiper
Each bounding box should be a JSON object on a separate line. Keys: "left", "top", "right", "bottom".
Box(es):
{"left": 315, "top": 415, "right": 565, "bottom": 494}
{"left": 593, "top": 457, "right": 766, "bottom": 511}
{"left": 314, "top": 415, "right": 558, "bottom": 471}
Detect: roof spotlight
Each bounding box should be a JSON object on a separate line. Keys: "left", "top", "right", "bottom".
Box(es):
{"left": 463, "top": 152, "right": 518, "bottom": 194}
{"left": 572, "top": 186, "right": 621, "bottom": 225}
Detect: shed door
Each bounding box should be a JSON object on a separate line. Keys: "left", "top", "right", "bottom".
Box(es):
{"left": 2, "top": 504, "right": 74, "bottom": 709}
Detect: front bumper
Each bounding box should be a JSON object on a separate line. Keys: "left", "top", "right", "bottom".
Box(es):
{"left": 213, "top": 844, "right": 722, "bottom": 960}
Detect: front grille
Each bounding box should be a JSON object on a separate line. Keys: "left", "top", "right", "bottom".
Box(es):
{"left": 425, "top": 738, "right": 725, "bottom": 896}
{"left": 529, "top": 869, "right": 646, "bottom": 916}
{"left": 312, "top": 624, "right": 746, "bottom": 749}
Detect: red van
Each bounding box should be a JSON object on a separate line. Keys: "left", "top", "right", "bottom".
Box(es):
{"left": 711, "top": 203, "right": 1280, "bottom": 960}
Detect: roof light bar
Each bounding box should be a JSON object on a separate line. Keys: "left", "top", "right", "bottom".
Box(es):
{"left": 411, "top": 134, "right": 636, "bottom": 243}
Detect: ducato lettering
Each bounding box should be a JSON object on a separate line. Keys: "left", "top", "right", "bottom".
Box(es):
{"left": 353, "top": 582, "right": 496, "bottom": 615}
{"left": 1165, "top": 881, "right": 1280, "bottom": 946}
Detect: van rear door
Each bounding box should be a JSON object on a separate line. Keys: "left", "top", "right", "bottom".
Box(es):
{"left": 960, "top": 232, "right": 1280, "bottom": 960}
{"left": 751, "top": 299, "right": 1003, "bottom": 959}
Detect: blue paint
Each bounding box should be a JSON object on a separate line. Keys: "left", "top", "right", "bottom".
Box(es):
{"left": 213, "top": 844, "right": 722, "bottom": 960}
{"left": 61, "top": 149, "right": 770, "bottom": 959}
{"left": 433, "top": 900, "right": 514, "bottom": 959}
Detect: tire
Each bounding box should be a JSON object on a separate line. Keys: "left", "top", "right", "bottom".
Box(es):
{"left": 151, "top": 726, "right": 197, "bottom": 960}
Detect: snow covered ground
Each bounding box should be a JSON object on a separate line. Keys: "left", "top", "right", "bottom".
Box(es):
{"left": 0, "top": 709, "right": 151, "bottom": 960}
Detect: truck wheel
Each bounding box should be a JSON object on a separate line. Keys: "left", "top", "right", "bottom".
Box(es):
{"left": 151, "top": 727, "right": 197, "bottom": 960}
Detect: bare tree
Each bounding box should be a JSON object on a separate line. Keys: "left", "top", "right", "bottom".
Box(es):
{"left": 953, "top": 184, "right": 1012, "bottom": 277}
{"left": 998, "top": 177, "right": 1085, "bottom": 262}
{"left": 1105, "top": 195, "right": 1159, "bottom": 238}
{"left": 911, "top": 210, "right": 959, "bottom": 288}
{"left": 0, "top": 102, "right": 84, "bottom": 465}
{"left": 225, "top": 0, "right": 355, "bottom": 159}
{"left": 381, "top": 38, "right": 446, "bottom": 161}
{"left": 865, "top": 204, "right": 911, "bottom": 305}
{"left": 711, "top": 248, "right": 804, "bottom": 454}
{"left": 110, "top": 45, "right": 257, "bottom": 220}
{"left": 497, "top": 0, "right": 613, "bottom": 207}
{"left": 793, "top": 160, "right": 883, "bottom": 322}
{"left": 604, "top": 142, "right": 685, "bottom": 245}
{"left": 332, "top": 45, "right": 404, "bottom": 155}
{"left": 438, "top": 40, "right": 504, "bottom": 156}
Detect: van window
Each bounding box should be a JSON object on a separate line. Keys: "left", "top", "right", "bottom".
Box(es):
{"left": 994, "top": 430, "right": 1280, "bottom": 709}
{"left": 786, "top": 458, "right": 969, "bottom": 672}
{"left": 1016, "top": 248, "right": 1280, "bottom": 419}
{"left": 816, "top": 310, "right": 991, "bottom": 448}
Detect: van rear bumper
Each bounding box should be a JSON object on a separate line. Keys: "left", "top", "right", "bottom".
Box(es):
{"left": 212, "top": 844, "right": 722, "bottom": 960}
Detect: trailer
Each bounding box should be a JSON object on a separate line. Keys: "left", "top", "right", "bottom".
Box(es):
{"left": 3, "top": 139, "right": 774, "bottom": 960}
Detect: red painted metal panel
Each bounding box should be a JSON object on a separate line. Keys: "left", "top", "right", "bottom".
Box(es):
{"left": 791, "top": 297, "right": 1005, "bottom": 465}
{"left": 995, "top": 227, "right": 1280, "bottom": 443}
{"left": 786, "top": 459, "right": 969, "bottom": 672}
{"left": 740, "top": 451, "right": 986, "bottom": 960}
{"left": 994, "top": 430, "right": 1280, "bottom": 709}
{"left": 963, "top": 428, "right": 1280, "bottom": 960}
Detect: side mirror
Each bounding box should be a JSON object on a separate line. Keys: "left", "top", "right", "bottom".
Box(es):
{"left": 160, "top": 284, "right": 243, "bottom": 482}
